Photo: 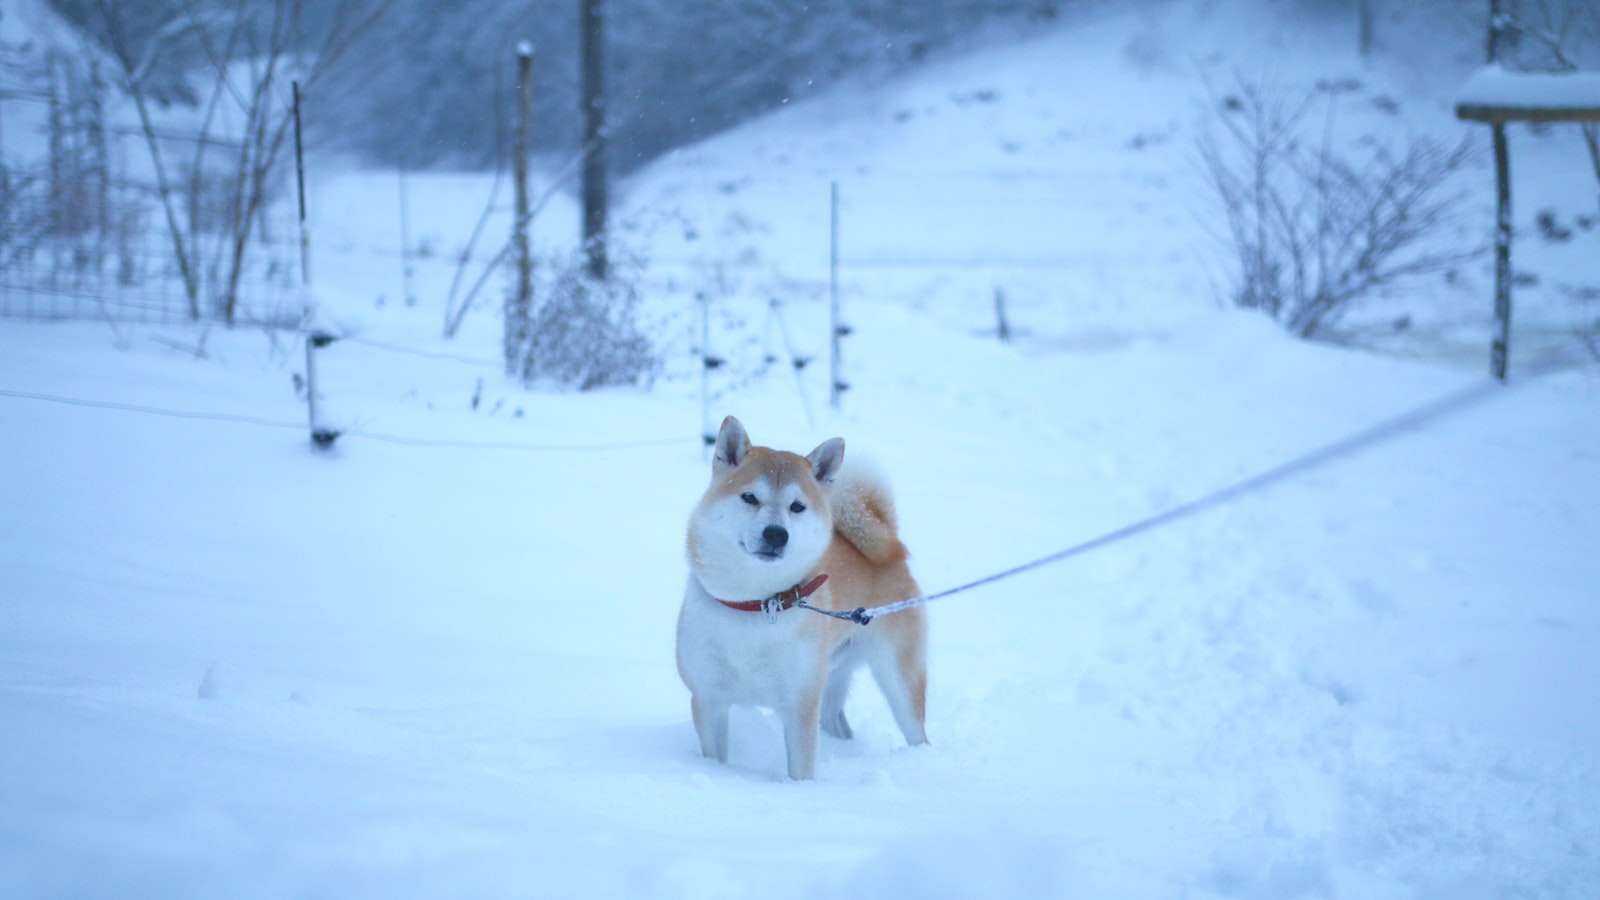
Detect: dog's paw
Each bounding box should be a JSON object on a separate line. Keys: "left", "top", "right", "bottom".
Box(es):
{"left": 822, "top": 709, "right": 854, "bottom": 740}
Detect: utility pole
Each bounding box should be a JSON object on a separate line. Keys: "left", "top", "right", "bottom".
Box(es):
{"left": 580, "top": 0, "right": 608, "bottom": 281}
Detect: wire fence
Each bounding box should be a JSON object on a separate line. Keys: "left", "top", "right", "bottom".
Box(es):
{"left": 0, "top": 386, "right": 700, "bottom": 453}
{"left": 1, "top": 63, "right": 305, "bottom": 330}
{"left": 0, "top": 360, "right": 1547, "bottom": 631}
{"left": 0, "top": 176, "right": 306, "bottom": 329}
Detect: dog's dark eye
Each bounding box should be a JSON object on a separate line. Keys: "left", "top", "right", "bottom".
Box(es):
{"left": 790, "top": 501, "right": 806, "bottom": 514}
{"left": 740, "top": 492, "right": 759, "bottom": 506}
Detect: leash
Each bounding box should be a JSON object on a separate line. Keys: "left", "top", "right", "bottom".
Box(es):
{"left": 795, "top": 376, "right": 1512, "bottom": 627}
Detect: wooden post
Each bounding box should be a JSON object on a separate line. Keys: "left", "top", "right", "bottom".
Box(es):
{"left": 1487, "top": 0, "right": 1510, "bottom": 381}
{"left": 1490, "top": 122, "right": 1512, "bottom": 381}
{"left": 507, "top": 42, "right": 534, "bottom": 376}
{"left": 1457, "top": 64, "right": 1600, "bottom": 380}
{"left": 994, "top": 286, "right": 1011, "bottom": 343}
{"left": 581, "top": 0, "right": 608, "bottom": 281}
{"left": 1487, "top": 0, "right": 1509, "bottom": 64}
{"left": 293, "top": 81, "right": 309, "bottom": 286}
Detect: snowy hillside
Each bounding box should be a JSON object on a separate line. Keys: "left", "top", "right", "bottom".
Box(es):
{"left": 3, "top": 2, "right": 1599, "bottom": 898}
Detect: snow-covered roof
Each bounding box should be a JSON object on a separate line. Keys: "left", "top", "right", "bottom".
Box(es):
{"left": 1456, "top": 64, "right": 1600, "bottom": 123}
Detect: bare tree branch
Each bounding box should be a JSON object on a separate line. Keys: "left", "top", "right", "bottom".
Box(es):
{"left": 1198, "top": 73, "right": 1483, "bottom": 340}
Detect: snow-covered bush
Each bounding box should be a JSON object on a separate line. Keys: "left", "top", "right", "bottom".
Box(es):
{"left": 1197, "top": 76, "right": 1481, "bottom": 338}
{"left": 509, "top": 248, "right": 659, "bottom": 391}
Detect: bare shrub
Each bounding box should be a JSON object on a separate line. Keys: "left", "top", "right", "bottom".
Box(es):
{"left": 84, "top": 0, "right": 386, "bottom": 323}
{"left": 1198, "top": 75, "right": 1483, "bottom": 338}
{"left": 511, "top": 248, "right": 659, "bottom": 391}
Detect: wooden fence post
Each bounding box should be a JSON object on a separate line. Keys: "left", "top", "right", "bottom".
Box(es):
{"left": 581, "top": 0, "right": 608, "bottom": 281}
{"left": 1490, "top": 122, "right": 1512, "bottom": 382}
{"left": 1457, "top": 61, "right": 1600, "bottom": 381}
{"left": 506, "top": 42, "right": 534, "bottom": 376}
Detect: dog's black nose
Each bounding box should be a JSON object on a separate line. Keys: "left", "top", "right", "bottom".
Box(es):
{"left": 763, "top": 525, "right": 788, "bottom": 548}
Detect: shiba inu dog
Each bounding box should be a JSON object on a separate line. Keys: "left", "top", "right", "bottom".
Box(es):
{"left": 676, "top": 416, "right": 928, "bottom": 780}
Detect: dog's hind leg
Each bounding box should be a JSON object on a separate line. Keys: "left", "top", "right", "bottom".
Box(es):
{"left": 691, "top": 694, "right": 729, "bottom": 763}
{"left": 821, "top": 641, "right": 860, "bottom": 740}
{"left": 863, "top": 627, "right": 928, "bottom": 747}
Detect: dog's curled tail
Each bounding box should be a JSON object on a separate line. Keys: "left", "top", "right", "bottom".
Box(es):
{"left": 830, "top": 454, "right": 908, "bottom": 565}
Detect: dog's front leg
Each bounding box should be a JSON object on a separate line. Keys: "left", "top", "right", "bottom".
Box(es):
{"left": 780, "top": 687, "right": 823, "bottom": 780}
{"left": 691, "top": 694, "right": 729, "bottom": 763}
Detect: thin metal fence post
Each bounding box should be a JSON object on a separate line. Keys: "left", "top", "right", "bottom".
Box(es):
{"left": 305, "top": 331, "right": 340, "bottom": 449}
{"left": 772, "top": 298, "right": 817, "bottom": 431}
{"left": 994, "top": 286, "right": 1011, "bottom": 343}
{"left": 293, "top": 81, "right": 309, "bottom": 286}
{"left": 398, "top": 158, "right": 415, "bottom": 307}
{"left": 829, "top": 180, "right": 846, "bottom": 409}
{"left": 700, "top": 290, "right": 713, "bottom": 459}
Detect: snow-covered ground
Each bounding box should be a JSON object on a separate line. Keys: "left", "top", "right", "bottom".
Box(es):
{"left": 4, "top": 1, "right": 1599, "bottom": 897}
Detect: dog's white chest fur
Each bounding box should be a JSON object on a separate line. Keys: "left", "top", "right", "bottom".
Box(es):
{"left": 676, "top": 577, "right": 820, "bottom": 709}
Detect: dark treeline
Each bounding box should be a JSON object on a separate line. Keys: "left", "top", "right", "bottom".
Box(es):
{"left": 47, "top": 1, "right": 1591, "bottom": 177}
{"left": 47, "top": 0, "right": 1067, "bottom": 174}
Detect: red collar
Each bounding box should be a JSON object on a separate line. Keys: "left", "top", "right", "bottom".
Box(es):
{"left": 716, "top": 574, "right": 829, "bottom": 614}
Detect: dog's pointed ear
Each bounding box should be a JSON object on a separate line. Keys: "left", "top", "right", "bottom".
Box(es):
{"left": 807, "top": 437, "right": 844, "bottom": 484}
{"left": 713, "top": 416, "right": 750, "bottom": 476}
